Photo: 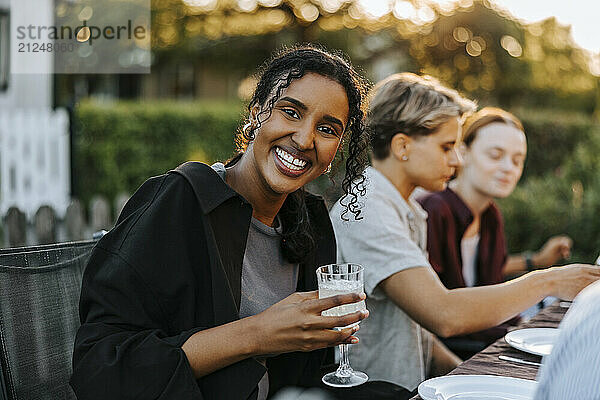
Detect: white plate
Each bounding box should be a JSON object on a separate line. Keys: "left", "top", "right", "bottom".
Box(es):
{"left": 504, "top": 328, "right": 560, "bottom": 356}
{"left": 418, "top": 375, "right": 537, "bottom": 400}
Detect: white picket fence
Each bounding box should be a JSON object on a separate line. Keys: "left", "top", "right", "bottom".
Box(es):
{"left": 0, "top": 108, "right": 70, "bottom": 219}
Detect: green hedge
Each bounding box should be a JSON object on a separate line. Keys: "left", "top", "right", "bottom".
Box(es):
{"left": 74, "top": 101, "right": 600, "bottom": 261}
{"left": 74, "top": 100, "right": 245, "bottom": 210}
{"left": 499, "top": 123, "right": 600, "bottom": 262}
{"left": 511, "top": 107, "right": 596, "bottom": 180}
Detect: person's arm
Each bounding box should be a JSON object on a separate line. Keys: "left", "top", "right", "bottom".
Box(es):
{"left": 503, "top": 235, "right": 573, "bottom": 276}
{"left": 182, "top": 291, "right": 368, "bottom": 378}
{"left": 71, "top": 247, "right": 208, "bottom": 400}
{"left": 503, "top": 254, "right": 529, "bottom": 276}
{"left": 379, "top": 264, "right": 600, "bottom": 338}
{"left": 429, "top": 335, "right": 462, "bottom": 377}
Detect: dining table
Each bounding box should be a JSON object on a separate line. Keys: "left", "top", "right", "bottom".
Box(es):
{"left": 409, "top": 302, "right": 569, "bottom": 400}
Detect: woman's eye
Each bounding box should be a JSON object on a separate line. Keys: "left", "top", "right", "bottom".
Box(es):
{"left": 318, "top": 126, "right": 338, "bottom": 136}
{"left": 282, "top": 108, "right": 299, "bottom": 119}
{"left": 488, "top": 151, "right": 502, "bottom": 160}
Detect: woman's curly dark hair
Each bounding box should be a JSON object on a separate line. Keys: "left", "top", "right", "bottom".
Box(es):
{"left": 230, "top": 44, "right": 369, "bottom": 263}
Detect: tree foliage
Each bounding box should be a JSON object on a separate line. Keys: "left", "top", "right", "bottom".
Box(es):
{"left": 149, "top": 0, "right": 598, "bottom": 113}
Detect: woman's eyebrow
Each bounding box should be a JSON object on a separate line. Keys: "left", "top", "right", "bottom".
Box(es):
{"left": 488, "top": 146, "right": 525, "bottom": 157}
{"left": 278, "top": 96, "right": 307, "bottom": 110}
{"left": 324, "top": 115, "right": 344, "bottom": 131}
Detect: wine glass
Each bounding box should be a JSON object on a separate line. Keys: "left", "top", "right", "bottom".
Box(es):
{"left": 317, "top": 263, "right": 368, "bottom": 387}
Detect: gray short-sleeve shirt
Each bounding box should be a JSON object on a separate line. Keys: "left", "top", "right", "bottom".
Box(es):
{"left": 330, "top": 166, "right": 433, "bottom": 391}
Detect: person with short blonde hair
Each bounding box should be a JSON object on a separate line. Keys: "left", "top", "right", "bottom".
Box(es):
{"left": 330, "top": 73, "right": 600, "bottom": 393}
{"left": 368, "top": 73, "right": 476, "bottom": 160}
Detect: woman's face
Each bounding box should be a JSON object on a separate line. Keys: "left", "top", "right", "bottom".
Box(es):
{"left": 460, "top": 122, "right": 527, "bottom": 198}
{"left": 248, "top": 72, "right": 349, "bottom": 196}
{"left": 404, "top": 117, "right": 462, "bottom": 192}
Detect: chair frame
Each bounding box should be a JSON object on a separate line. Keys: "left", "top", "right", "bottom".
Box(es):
{"left": 0, "top": 240, "right": 97, "bottom": 400}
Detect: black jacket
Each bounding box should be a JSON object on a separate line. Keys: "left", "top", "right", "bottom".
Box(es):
{"left": 70, "top": 162, "right": 336, "bottom": 399}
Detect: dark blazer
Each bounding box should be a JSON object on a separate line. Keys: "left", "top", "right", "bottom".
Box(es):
{"left": 71, "top": 162, "right": 336, "bottom": 400}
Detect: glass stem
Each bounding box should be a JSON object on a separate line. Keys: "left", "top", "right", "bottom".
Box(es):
{"left": 336, "top": 343, "right": 353, "bottom": 377}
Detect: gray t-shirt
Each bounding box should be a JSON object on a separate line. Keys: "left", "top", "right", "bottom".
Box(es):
{"left": 211, "top": 163, "right": 299, "bottom": 399}
{"left": 330, "top": 166, "right": 433, "bottom": 391}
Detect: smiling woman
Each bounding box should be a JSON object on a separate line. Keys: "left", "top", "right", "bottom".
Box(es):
{"left": 70, "top": 45, "right": 371, "bottom": 400}
{"left": 229, "top": 47, "right": 370, "bottom": 262}
{"left": 232, "top": 73, "right": 348, "bottom": 199}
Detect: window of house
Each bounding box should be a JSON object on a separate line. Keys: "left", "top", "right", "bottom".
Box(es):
{"left": 0, "top": 10, "right": 9, "bottom": 92}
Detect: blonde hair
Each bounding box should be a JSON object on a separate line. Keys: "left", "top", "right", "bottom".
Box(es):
{"left": 462, "top": 107, "right": 524, "bottom": 147}
{"left": 368, "top": 73, "right": 476, "bottom": 160}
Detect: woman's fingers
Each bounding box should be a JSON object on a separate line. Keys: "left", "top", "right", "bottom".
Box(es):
{"left": 553, "top": 264, "right": 600, "bottom": 300}
{"left": 559, "top": 237, "right": 572, "bottom": 258}
{"left": 301, "top": 290, "right": 319, "bottom": 298}
{"left": 258, "top": 290, "right": 369, "bottom": 354}
{"left": 312, "top": 325, "right": 361, "bottom": 348}
{"left": 313, "top": 310, "right": 369, "bottom": 329}
{"left": 540, "top": 235, "right": 574, "bottom": 264}
{"left": 341, "top": 335, "right": 360, "bottom": 345}
{"left": 309, "top": 292, "right": 366, "bottom": 313}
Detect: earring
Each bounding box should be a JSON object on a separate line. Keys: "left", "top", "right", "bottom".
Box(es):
{"left": 242, "top": 120, "right": 257, "bottom": 141}
{"left": 401, "top": 155, "right": 408, "bottom": 161}
{"left": 324, "top": 164, "right": 332, "bottom": 174}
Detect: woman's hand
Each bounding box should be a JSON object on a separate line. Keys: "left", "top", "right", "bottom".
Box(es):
{"left": 249, "top": 291, "right": 369, "bottom": 356}
{"left": 544, "top": 264, "right": 600, "bottom": 300}
{"left": 533, "top": 235, "right": 573, "bottom": 267}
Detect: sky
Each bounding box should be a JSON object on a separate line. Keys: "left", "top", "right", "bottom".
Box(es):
{"left": 358, "top": 0, "right": 600, "bottom": 74}
{"left": 488, "top": 0, "right": 600, "bottom": 54}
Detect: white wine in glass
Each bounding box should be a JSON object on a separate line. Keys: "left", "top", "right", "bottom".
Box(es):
{"left": 317, "top": 263, "right": 368, "bottom": 387}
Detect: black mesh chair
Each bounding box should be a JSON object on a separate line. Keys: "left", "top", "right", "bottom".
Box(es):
{"left": 0, "top": 240, "right": 97, "bottom": 400}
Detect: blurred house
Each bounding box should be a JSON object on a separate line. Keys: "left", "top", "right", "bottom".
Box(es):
{"left": 0, "top": 0, "right": 71, "bottom": 219}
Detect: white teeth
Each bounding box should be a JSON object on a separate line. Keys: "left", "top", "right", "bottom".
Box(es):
{"left": 275, "top": 147, "right": 308, "bottom": 171}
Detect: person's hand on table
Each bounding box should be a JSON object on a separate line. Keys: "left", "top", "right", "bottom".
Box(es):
{"left": 544, "top": 263, "right": 600, "bottom": 300}
{"left": 533, "top": 235, "right": 572, "bottom": 267}
{"left": 249, "top": 291, "right": 369, "bottom": 355}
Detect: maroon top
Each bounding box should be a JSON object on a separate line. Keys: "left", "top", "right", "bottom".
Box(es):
{"left": 417, "top": 188, "right": 519, "bottom": 343}
{"left": 418, "top": 188, "right": 507, "bottom": 288}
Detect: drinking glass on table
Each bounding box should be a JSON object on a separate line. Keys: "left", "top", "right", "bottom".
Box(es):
{"left": 317, "top": 263, "right": 368, "bottom": 387}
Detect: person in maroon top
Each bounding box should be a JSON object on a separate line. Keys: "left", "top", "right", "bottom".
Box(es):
{"left": 418, "top": 107, "right": 572, "bottom": 354}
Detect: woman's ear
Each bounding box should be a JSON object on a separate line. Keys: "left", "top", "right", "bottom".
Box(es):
{"left": 249, "top": 104, "right": 260, "bottom": 124}
{"left": 390, "top": 133, "right": 410, "bottom": 161}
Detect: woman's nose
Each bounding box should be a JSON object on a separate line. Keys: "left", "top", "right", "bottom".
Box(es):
{"left": 291, "top": 125, "right": 315, "bottom": 150}
{"left": 501, "top": 156, "right": 514, "bottom": 171}
{"left": 449, "top": 147, "right": 462, "bottom": 167}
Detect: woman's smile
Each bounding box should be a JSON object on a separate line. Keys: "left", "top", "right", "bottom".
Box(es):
{"left": 272, "top": 146, "right": 312, "bottom": 177}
